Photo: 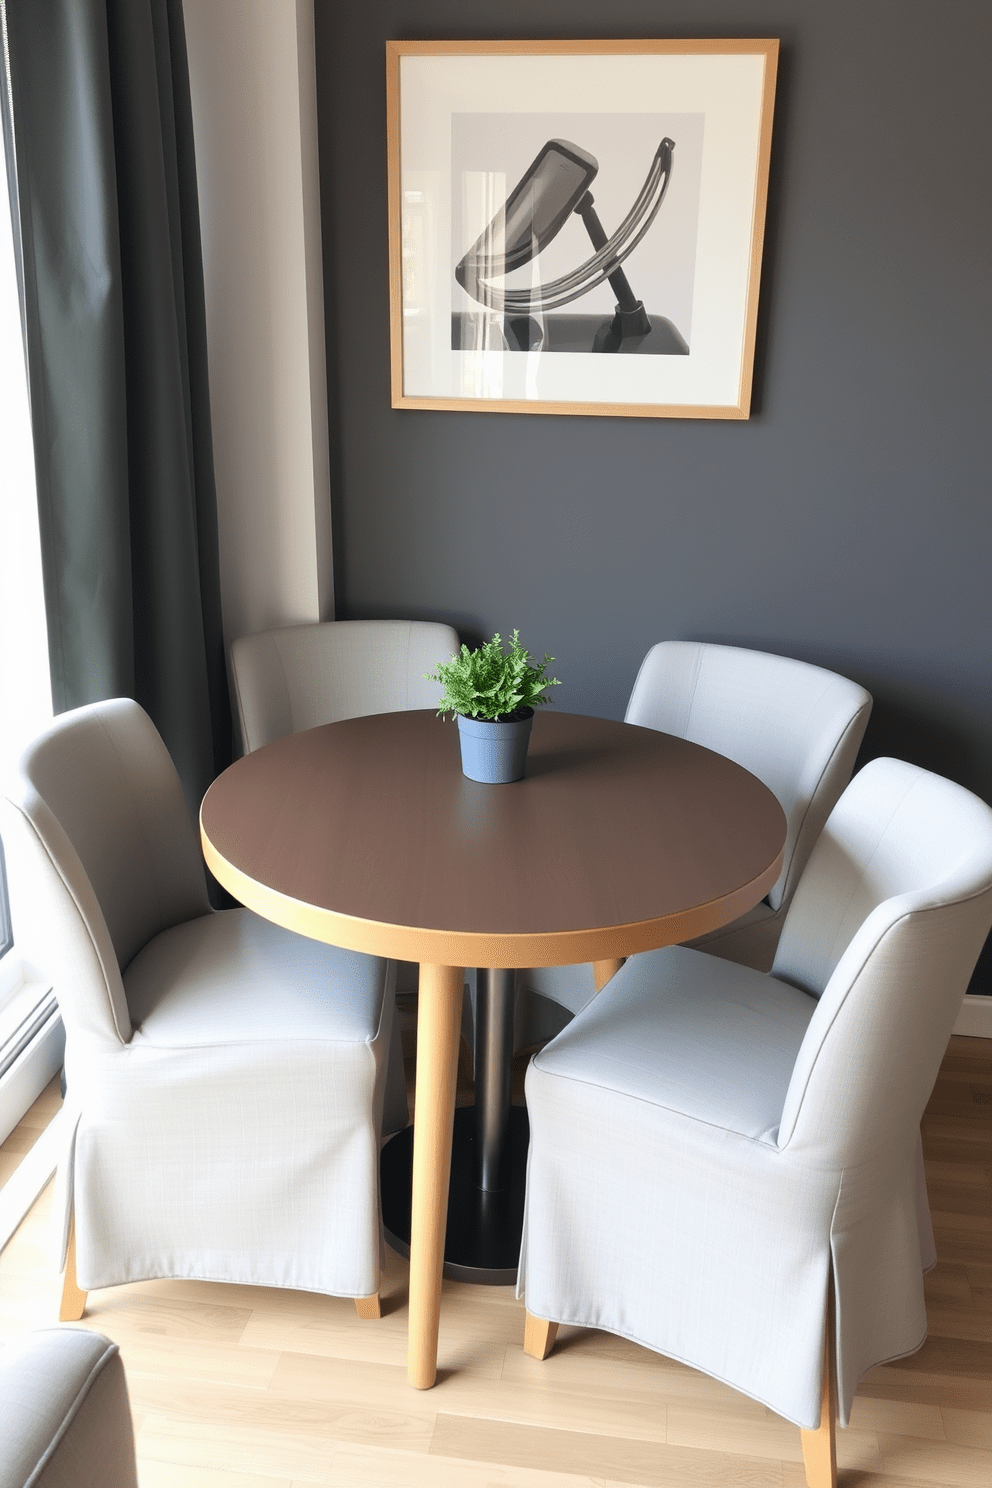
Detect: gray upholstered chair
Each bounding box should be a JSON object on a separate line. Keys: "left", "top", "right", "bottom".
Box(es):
{"left": 518, "top": 642, "right": 872, "bottom": 1042}
{"left": 229, "top": 615, "right": 462, "bottom": 1022}
{"left": 0, "top": 1328, "right": 137, "bottom": 1488}
{"left": 1, "top": 699, "right": 396, "bottom": 1322}
{"left": 229, "top": 618, "right": 460, "bottom": 754}
{"left": 518, "top": 757, "right": 992, "bottom": 1488}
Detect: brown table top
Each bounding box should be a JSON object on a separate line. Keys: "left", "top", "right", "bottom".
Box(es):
{"left": 200, "top": 710, "right": 786, "bottom": 968}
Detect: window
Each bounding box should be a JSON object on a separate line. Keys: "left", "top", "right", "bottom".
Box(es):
{"left": 1, "top": 24, "right": 51, "bottom": 786}
{"left": 1, "top": 31, "right": 60, "bottom": 1155}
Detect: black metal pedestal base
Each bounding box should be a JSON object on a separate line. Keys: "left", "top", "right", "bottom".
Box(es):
{"left": 380, "top": 1105, "right": 529, "bottom": 1285}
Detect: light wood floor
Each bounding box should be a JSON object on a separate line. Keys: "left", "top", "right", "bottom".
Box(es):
{"left": 0, "top": 1028, "right": 989, "bottom": 1488}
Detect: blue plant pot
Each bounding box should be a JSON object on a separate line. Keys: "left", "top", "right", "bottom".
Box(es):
{"left": 457, "top": 709, "right": 534, "bottom": 783}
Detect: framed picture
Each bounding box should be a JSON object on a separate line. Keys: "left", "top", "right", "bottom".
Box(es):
{"left": 386, "top": 39, "right": 778, "bottom": 420}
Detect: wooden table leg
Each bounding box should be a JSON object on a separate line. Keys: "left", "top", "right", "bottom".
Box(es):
{"left": 592, "top": 958, "right": 624, "bottom": 992}
{"left": 408, "top": 963, "right": 463, "bottom": 1389}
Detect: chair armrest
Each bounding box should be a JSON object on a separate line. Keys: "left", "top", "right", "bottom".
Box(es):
{"left": 0, "top": 1328, "right": 137, "bottom": 1488}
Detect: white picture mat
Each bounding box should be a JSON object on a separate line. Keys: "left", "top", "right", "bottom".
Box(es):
{"left": 397, "top": 51, "right": 769, "bottom": 409}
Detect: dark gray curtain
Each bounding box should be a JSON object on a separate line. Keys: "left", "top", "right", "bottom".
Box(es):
{"left": 1, "top": 0, "right": 228, "bottom": 812}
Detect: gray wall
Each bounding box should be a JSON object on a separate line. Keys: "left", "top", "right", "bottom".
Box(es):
{"left": 314, "top": 1, "right": 991, "bottom": 990}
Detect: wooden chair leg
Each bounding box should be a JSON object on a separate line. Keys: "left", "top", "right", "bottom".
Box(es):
{"left": 523, "top": 1311, "right": 559, "bottom": 1360}
{"left": 800, "top": 1298, "right": 837, "bottom": 1488}
{"left": 354, "top": 1294, "right": 381, "bottom": 1320}
{"left": 59, "top": 1217, "right": 88, "bottom": 1322}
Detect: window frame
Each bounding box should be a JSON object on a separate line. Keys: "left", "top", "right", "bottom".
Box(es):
{"left": 0, "top": 835, "right": 12, "bottom": 964}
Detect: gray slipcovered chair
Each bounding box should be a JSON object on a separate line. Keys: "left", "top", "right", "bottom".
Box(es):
{"left": 0, "top": 1328, "right": 137, "bottom": 1488}
{"left": 229, "top": 618, "right": 460, "bottom": 754}
{"left": 518, "top": 757, "right": 992, "bottom": 1488}
{"left": 229, "top": 615, "right": 462, "bottom": 1033}
{"left": 1, "top": 698, "right": 397, "bottom": 1321}
{"left": 518, "top": 641, "right": 872, "bottom": 1042}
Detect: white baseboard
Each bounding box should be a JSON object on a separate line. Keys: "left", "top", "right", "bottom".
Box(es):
{"left": 0, "top": 1105, "right": 64, "bottom": 1252}
{"left": 953, "top": 994, "right": 992, "bottom": 1038}
{"left": 0, "top": 1003, "right": 65, "bottom": 1252}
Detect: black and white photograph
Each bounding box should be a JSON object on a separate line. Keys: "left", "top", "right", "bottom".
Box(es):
{"left": 388, "top": 41, "right": 778, "bottom": 417}
{"left": 450, "top": 113, "right": 703, "bottom": 359}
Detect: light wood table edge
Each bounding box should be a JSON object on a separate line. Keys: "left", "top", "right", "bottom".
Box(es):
{"left": 200, "top": 825, "right": 783, "bottom": 970}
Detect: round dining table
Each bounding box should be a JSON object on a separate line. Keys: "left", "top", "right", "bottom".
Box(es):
{"left": 200, "top": 708, "right": 786, "bottom": 1389}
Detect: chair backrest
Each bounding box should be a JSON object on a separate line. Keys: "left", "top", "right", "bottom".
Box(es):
{"left": 229, "top": 619, "right": 461, "bottom": 753}
{"left": 773, "top": 757, "right": 992, "bottom": 1159}
{"left": 625, "top": 641, "right": 872, "bottom": 912}
{"left": 1, "top": 699, "right": 210, "bottom": 1045}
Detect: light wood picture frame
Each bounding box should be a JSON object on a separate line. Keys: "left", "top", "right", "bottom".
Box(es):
{"left": 386, "top": 39, "right": 778, "bottom": 420}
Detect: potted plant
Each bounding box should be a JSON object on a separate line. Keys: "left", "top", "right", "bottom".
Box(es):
{"left": 427, "top": 630, "right": 561, "bottom": 783}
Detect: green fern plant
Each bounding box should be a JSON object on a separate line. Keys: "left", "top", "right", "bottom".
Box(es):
{"left": 427, "top": 630, "right": 561, "bottom": 721}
